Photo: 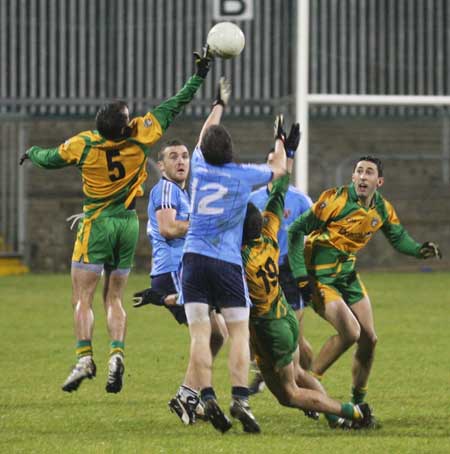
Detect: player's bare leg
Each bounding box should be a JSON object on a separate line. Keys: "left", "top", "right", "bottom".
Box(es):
{"left": 163, "top": 294, "right": 178, "bottom": 306}
{"left": 312, "top": 299, "right": 361, "bottom": 377}
{"left": 295, "top": 308, "right": 314, "bottom": 370}
{"left": 222, "top": 319, "right": 250, "bottom": 387}
{"left": 62, "top": 266, "right": 100, "bottom": 392}
{"left": 169, "top": 306, "right": 228, "bottom": 426}
{"left": 103, "top": 269, "right": 128, "bottom": 393}
{"left": 103, "top": 270, "right": 128, "bottom": 342}
{"left": 182, "top": 303, "right": 233, "bottom": 432}
{"left": 72, "top": 267, "right": 99, "bottom": 340}
{"left": 184, "top": 304, "right": 213, "bottom": 390}
{"left": 261, "top": 359, "right": 373, "bottom": 427}
{"left": 169, "top": 310, "right": 212, "bottom": 426}
{"left": 292, "top": 348, "right": 325, "bottom": 393}
{"left": 210, "top": 310, "right": 228, "bottom": 358}
{"left": 222, "top": 308, "right": 260, "bottom": 433}
{"left": 349, "top": 296, "right": 377, "bottom": 403}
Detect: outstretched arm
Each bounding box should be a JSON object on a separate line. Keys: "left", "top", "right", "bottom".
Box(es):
{"left": 264, "top": 122, "right": 301, "bottom": 220}
{"left": 21, "top": 146, "right": 71, "bottom": 169}
{"left": 381, "top": 203, "right": 442, "bottom": 259}
{"left": 196, "top": 77, "right": 231, "bottom": 148}
{"left": 152, "top": 47, "right": 212, "bottom": 132}
{"left": 20, "top": 136, "right": 85, "bottom": 169}
{"left": 267, "top": 115, "right": 287, "bottom": 180}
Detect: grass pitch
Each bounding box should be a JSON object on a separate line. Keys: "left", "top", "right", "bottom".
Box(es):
{"left": 1, "top": 272, "right": 449, "bottom": 453}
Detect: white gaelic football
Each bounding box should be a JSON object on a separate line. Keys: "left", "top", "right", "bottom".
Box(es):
{"left": 206, "top": 22, "right": 245, "bottom": 59}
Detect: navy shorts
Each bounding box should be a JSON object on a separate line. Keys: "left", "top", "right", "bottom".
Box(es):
{"left": 278, "top": 262, "right": 306, "bottom": 311}
{"left": 151, "top": 272, "right": 187, "bottom": 325}
{"left": 181, "top": 253, "right": 250, "bottom": 309}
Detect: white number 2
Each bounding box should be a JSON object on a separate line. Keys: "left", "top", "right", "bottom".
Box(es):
{"left": 191, "top": 178, "right": 228, "bottom": 215}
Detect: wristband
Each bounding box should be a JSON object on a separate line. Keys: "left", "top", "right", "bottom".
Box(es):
{"left": 286, "top": 149, "right": 296, "bottom": 158}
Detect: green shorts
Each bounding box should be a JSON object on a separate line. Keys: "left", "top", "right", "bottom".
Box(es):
{"left": 72, "top": 211, "right": 139, "bottom": 270}
{"left": 311, "top": 270, "right": 368, "bottom": 311}
{"left": 250, "top": 303, "right": 299, "bottom": 372}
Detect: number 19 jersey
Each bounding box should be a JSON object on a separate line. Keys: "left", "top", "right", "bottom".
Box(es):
{"left": 184, "top": 147, "right": 272, "bottom": 266}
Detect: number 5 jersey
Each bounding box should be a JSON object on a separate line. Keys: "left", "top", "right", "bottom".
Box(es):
{"left": 26, "top": 75, "right": 205, "bottom": 221}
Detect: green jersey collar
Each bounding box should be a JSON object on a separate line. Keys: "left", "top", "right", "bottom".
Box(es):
{"left": 349, "top": 182, "right": 381, "bottom": 208}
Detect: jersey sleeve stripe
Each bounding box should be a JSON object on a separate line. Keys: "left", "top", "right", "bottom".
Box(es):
{"left": 162, "top": 180, "right": 174, "bottom": 209}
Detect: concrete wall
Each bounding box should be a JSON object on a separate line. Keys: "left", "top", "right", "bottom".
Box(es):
{"left": 24, "top": 116, "right": 450, "bottom": 272}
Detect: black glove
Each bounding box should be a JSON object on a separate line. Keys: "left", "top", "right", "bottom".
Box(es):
{"left": 285, "top": 123, "right": 301, "bottom": 158}
{"left": 274, "top": 114, "right": 286, "bottom": 142}
{"left": 212, "top": 77, "right": 231, "bottom": 107}
{"left": 419, "top": 241, "right": 442, "bottom": 259}
{"left": 193, "top": 45, "right": 212, "bottom": 78}
{"left": 296, "top": 276, "right": 312, "bottom": 303}
{"left": 19, "top": 151, "right": 29, "bottom": 165}
{"left": 132, "top": 288, "right": 166, "bottom": 308}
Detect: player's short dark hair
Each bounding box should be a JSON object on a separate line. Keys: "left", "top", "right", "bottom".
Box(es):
{"left": 96, "top": 101, "right": 131, "bottom": 141}
{"left": 158, "top": 139, "right": 189, "bottom": 161}
{"left": 354, "top": 155, "right": 384, "bottom": 177}
{"left": 243, "top": 202, "right": 263, "bottom": 244}
{"left": 265, "top": 147, "right": 275, "bottom": 163}
{"left": 201, "top": 125, "right": 233, "bottom": 165}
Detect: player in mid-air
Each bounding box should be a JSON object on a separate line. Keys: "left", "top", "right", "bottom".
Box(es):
{"left": 19, "top": 48, "right": 212, "bottom": 394}
{"left": 288, "top": 156, "right": 442, "bottom": 408}
{"left": 248, "top": 133, "right": 314, "bottom": 396}
{"left": 242, "top": 117, "right": 374, "bottom": 429}
{"left": 171, "top": 78, "right": 287, "bottom": 434}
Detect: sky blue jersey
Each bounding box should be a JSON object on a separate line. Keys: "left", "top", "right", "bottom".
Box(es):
{"left": 147, "top": 177, "right": 190, "bottom": 276}
{"left": 184, "top": 147, "right": 273, "bottom": 265}
{"left": 250, "top": 183, "right": 312, "bottom": 264}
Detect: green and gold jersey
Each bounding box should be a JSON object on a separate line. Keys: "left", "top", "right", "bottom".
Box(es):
{"left": 27, "top": 75, "right": 204, "bottom": 221}
{"left": 242, "top": 175, "right": 291, "bottom": 319}
{"left": 288, "top": 183, "right": 422, "bottom": 278}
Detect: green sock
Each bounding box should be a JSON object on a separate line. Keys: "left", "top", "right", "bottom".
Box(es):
{"left": 341, "top": 402, "right": 357, "bottom": 420}
{"left": 110, "top": 340, "right": 125, "bottom": 358}
{"left": 325, "top": 413, "right": 340, "bottom": 424}
{"left": 351, "top": 386, "right": 367, "bottom": 404}
{"left": 76, "top": 340, "right": 93, "bottom": 359}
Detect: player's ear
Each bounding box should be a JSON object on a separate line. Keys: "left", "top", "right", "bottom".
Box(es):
{"left": 157, "top": 160, "right": 164, "bottom": 172}
{"left": 377, "top": 176, "right": 384, "bottom": 188}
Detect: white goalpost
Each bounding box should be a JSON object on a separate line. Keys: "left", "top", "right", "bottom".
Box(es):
{"left": 295, "top": 0, "right": 450, "bottom": 194}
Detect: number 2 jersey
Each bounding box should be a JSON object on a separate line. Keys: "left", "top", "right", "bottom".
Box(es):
{"left": 26, "top": 75, "right": 205, "bottom": 221}
{"left": 183, "top": 147, "right": 273, "bottom": 266}
{"left": 242, "top": 175, "right": 291, "bottom": 319}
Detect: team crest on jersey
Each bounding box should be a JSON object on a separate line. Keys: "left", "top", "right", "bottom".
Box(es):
{"left": 371, "top": 218, "right": 379, "bottom": 227}
{"left": 144, "top": 118, "right": 153, "bottom": 128}
{"left": 319, "top": 202, "right": 327, "bottom": 209}
{"left": 283, "top": 209, "right": 291, "bottom": 219}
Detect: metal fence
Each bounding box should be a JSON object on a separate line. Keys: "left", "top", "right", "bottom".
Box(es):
{"left": 0, "top": 122, "right": 26, "bottom": 256}
{"left": 0, "top": 0, "right": 294, "bottom": 117}
{"left": 309, "top": 0, "right": 450, "bottom": 116}
{"left": 1, "top": 0, "right": 450, "bottom": 117}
